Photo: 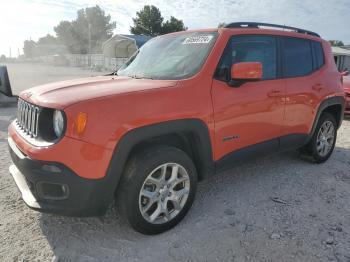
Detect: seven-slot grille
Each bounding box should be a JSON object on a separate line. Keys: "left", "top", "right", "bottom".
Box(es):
{"left": 16, "top": 98, "right": 40, "bottom": 138}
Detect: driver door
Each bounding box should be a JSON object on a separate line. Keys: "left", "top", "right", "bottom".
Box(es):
{"left": 212, "top": 35, "right": 285, "bottom": 162}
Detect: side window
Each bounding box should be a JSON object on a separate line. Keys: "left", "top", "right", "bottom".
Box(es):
{"left": 282, "top": 37, "right": 313, "bottom": 77}
{"left": 215, "top": 35, "right": 277, "bottom": 81}
{"left": 312, "top": 41, "right": 325, "bottom": 69}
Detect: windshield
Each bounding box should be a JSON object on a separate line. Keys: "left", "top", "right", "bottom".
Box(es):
{"left": 117, "top": 31, "right": 218, "bottom": 80}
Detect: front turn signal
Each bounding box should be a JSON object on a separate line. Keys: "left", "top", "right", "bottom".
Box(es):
{"left": 75, "top": 112, "right": 87, "bottom": 135}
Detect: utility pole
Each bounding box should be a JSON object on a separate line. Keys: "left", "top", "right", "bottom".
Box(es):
{"left": 88, "top": 23, "right": 91, "bottom": 67}
{"left": 9, "top": 47, "right": 12, "bottom": 58}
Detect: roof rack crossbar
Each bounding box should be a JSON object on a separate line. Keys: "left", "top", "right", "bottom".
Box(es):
{"left": 224, "top": 22, "right": 320, "bottom": 38}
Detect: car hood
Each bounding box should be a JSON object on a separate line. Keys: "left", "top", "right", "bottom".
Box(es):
{"left": 20, "top": 76, "right": 178, "bottom": 109}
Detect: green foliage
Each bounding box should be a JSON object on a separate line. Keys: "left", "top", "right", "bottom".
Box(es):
{"left": 54, "top": 21, "right": 76, "bottom": 53}
{"left": 37, "top": 34, "right": 58, "bottom": 45}
{"left": 329, "top": 40, "right": 344, "bottom": 47}
{"left": 23, "top": 40, "right": 37, "bottom": 58}
{"left": 130, "top": 5, "right": 163, "bottom": 36}
{"left": 130, "top": 5, "right": 186, "bottom": 36}
{"left": 54, "top": 5, "right": 116, "bottom": 54}
{"left": 162, "top": 16, "right": 188, "bottom": 34}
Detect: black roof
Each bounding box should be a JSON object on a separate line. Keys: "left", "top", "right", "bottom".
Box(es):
{"left": 224, "top": 22, "right": 320, "bottom": 38}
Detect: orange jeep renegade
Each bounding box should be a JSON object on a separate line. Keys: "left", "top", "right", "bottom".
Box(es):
{"left": 8, "top": 22, "right": 346, "bottom": 234}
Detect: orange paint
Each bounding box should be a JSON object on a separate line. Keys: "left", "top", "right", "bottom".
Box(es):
{"left": 8, "top": 27, "right": 344, "bottom": 179}
{"left": 232, "top": 62, "right": 263, "bottom": 80}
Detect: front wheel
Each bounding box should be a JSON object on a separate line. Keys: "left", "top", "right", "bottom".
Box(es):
{"left": 301, "top": 112, "right": 337, "bottom": 163}
{"left": 118, "top": 146, "right": 197, "bottom": 234}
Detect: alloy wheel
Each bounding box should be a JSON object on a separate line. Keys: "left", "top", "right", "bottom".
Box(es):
{"left": 138, "top": 163, "right": 190, "bottom": 224}
{"left": 316, "top": 120, "right": 335, "bottom": 157}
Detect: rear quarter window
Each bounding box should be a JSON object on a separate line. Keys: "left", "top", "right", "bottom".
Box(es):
{"left": 312, "top": 41, "right": 325, "bottom": 69}
{"left": 282, "top": 37, "right": 313, "bottom": 78}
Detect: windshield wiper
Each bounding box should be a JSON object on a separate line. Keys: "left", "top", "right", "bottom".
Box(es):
{"left": 105, "top": 71, "right": 118, "bottom": 76}
{"left": 130, "top": 74, "right": 153, "bottom": 80}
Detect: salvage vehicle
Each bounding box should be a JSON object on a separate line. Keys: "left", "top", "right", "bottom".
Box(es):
{"left": 343, "top": 76, "right": 350, "bottom": 115}
{"left": 8, "top": 22, "right": 345, "bottom": 234}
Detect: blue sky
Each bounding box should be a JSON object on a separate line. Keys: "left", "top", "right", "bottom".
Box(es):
{"left": 1, "top": 0, "right": 350, "bottom": 56}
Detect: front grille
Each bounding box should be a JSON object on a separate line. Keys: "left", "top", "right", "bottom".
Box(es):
{"left": 16, "top": 98, "right": 40, "bottom": 138}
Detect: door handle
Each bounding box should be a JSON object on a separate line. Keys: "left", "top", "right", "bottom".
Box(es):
{"left": 312, "top": 84, "right": 323, "bottom": 92}
{"left": 267, "top": 90, "right": 282, "bottom": 97}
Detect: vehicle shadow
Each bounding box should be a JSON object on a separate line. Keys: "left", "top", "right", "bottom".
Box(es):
{"left": 38, "top": 142, "right": 350, "bottom": 262}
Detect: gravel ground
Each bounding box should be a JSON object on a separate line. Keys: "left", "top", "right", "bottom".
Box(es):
{"left": 0, "top": 102, "right": 350, "bottom": 261}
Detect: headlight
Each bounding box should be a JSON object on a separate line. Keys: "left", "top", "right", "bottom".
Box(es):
{"left": 53, "top": 110, "right": 65, "bottom": 138}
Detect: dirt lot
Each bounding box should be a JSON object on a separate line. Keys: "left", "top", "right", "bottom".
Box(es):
{"left": 0, "top": 100, "right": 349, "bottom": 261}
{"left": 3, "top": 63, "right": 103, "bottom": 95}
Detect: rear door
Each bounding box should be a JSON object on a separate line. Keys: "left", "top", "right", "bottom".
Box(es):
{"left": 211, "top": 35, "right": 286, "bottom": 161}
{"left": 281, "top": 37, "right": 326, "bottom": 142}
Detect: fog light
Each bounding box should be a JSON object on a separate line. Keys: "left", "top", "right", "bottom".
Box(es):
{"left": 36, "top": 182, "right": 69, "bottom": 200}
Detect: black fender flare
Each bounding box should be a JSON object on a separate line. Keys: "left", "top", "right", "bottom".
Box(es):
{"left": 307, "top": 95, "right": 345, "bottom": 142}
{"left": 104, "top": 118, "right": 214, "bottom": 195}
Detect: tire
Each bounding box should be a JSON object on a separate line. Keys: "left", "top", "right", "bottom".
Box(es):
{"left": 117, "top": 145, "right": 197, "bottom": 235}
{"left": 301, "top": 112, "right": 337, "bottom": 163}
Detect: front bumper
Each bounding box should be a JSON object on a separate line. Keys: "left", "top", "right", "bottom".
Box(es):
{"left": 8, "top": 137, "right": 115, "bottom": 216}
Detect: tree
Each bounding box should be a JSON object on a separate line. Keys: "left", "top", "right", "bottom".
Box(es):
{"left": 37, "top": 34, "right": 59, "bottom": 45}
{"left": 130, "top": 5, "right": 163, "bottom": 36}
{"left": 329, "top": 40, "right": 344, "bottom": 47}
{"left": 54, "top": 5, "right": 116, "bottom": 54}
{"left": 130, "top": 5, "right": 186, "bottom": 36}
{"left": 54, "top": 21, "right": 77, "bottom": 53}
{"left": 0, "top": 54, "right": 6, "bottom": 62}
{"left": 23, "top": 40, "right": 37, "bottom": 58}
{"left": 162, "top": 16, "right": 187, "bottom": 34}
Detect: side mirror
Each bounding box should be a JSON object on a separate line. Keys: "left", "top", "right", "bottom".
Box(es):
{"left": 231, "top": 62, "right": 263, "bottom": 81}
{"left": 229, "top": 62, "right": 263, "bottom": 87}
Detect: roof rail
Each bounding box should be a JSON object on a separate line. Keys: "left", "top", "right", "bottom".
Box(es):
{"left": 224, "top": 22, "right": 320, "bottom": 38}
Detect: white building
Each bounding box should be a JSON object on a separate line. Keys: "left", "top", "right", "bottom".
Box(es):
{"left": 101, "top": 34, "right": 153, "bottom": 71}
{"left": 332, "top": 46, "right": 350, "bottom": 72}
{"left": 102, "top": 34, "right": 152, "bottom": 59}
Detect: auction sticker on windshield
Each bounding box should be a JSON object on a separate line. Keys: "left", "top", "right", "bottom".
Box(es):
{"left": 182, "top": 35, "right": 214, "bottom": 44}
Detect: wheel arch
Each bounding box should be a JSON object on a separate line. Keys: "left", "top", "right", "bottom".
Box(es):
{"left": 308, "top": 96, "right": 345, "bottom": 141}
{"left": 105, "top": 119, "right": 215, "bottom": 194}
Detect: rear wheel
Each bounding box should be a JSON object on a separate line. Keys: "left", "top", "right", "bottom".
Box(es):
{"left": 301, "top": 113, "right": 337, "bottom": 163}
{"left": 118, "top": 145, "right": 197, "bottom": 234}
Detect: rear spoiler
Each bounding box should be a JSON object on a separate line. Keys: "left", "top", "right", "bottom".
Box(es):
{"left": 0, "top": 66, "right": 13, "bottom": 97}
